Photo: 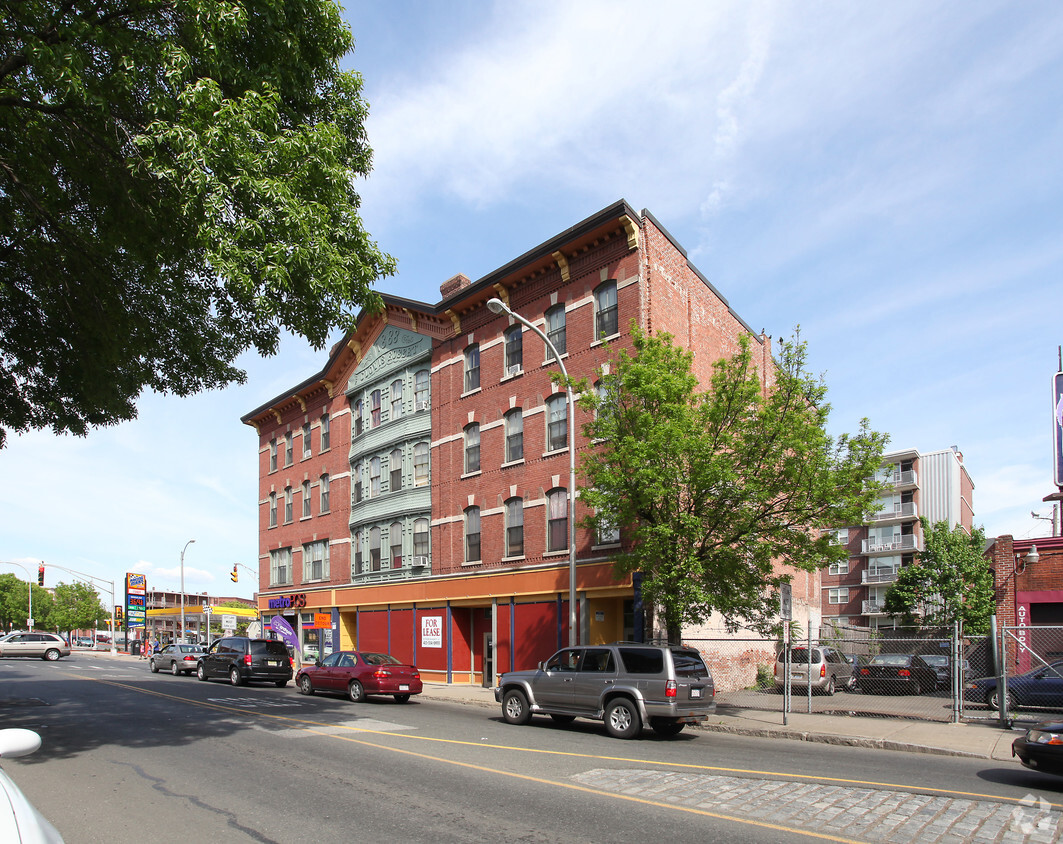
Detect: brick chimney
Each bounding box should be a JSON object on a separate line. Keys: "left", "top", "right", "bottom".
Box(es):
{"left": 440, "top": 273, "right": 471, "bottom": 299}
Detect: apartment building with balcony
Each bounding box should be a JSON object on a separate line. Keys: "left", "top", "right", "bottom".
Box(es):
{"left": 241, "top": 199, "right": 808, "bottom": 685}
{"left": 822, "top": 446, "right": 975, "bottom": 629}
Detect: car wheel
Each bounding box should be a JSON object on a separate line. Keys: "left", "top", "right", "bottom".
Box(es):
{"left": 394, "top": 694, "right": 411, "bottom": 704}
{"left": 43, "top": 649, "right": 61, "bottom": 661}
{"left": 604, "top": 698, "right": 641, "bottom": 739}
{"left": 502, "top": 689, "right": 531, "bottom": 725}
{"left": 987, "top": 688, "right": 1015, "bottom": 711}
{"left": 275, "top": 680, "right": 288, "bottom": 687}
{"left": 298, "top": 675, "right": 314, "bottom": 695}
{"left": 824, "top": 676, "right": 835, "bottom": 696}
{"left": 550, "top": 714, "right": 576, "bottom": 724}
{"left": 149, "top": 659, "right": 159, "bottom": 673}
{"left": 170, "top": 662, "right": 180, "bottom": 676}
{"left": 197, "top": 663, "right": 208, "bottom": 681}
{"left": 348, "top": 680, "right": 366, "bottom": 703}
{"left": 229, "top": 667, "right": 243, "bottom": 687}
{"left": 650, "top": 719, "right": 685, "bottom": 737}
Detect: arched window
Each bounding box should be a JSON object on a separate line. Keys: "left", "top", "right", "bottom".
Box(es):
{"left": 302, "top": 480, "right": 311, "bottom": 518}
{"left": 389, "top": 448, "right": 402, "bottom": 492}
{"left": 546, "top": 394, "right": 567, "bottom": 452}
{"left": 302, "top": 422, "right": 311, "bottom": 459}
{"left": 547, "top": 488, "right": 568, "bottom": 552}
{"left": 594, "top": 280, "right": 618, "bottom": 339}
{"left": 370, "top": 526, "right": 381, "bottom": 571}
{"left": 504, "top": 324, "right": 522, "bottom": 374}
{"left": 353, "top": 529, "right": 363, "bottom": 575}
{"left": 319, "top": 474, "right": 330, "bottom": 512}
{"left": 464, "top": 423, "right": 480, "bottom": 474}
{"left": 370, "top": 389, "right": 382, "bottom": 428}
{"left": 465, "top": 507, "right": 481, "bottom": 562}
{"left": 464, "top": 344, "right": 480, "bottom": 392}
{"left": 505, "top": 409, "right": 523, "bottom": 463}
{"left": 413, "top": 442, "right": 429, "bottom": 486}
{"left": 391, "top": 379, "right": 403, "bottom": 419}
{"left": 545, "top": 305, "right": 566, "bottom": 359}
{"left": 369, "top": 456, "right": 381, "bottom": 497}
{"left": 413, "top": 518, "right": 430, "bottom": 557}
{"left": 505, "top": 498, "right": 524, "bottom": 558}
{"left": 352, "top": 461, "right": 362, "bottom": 504}
{"left": 390, "top": 522, "right": 402, "bottom": 568}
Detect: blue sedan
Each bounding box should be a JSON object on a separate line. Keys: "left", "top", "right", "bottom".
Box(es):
{"left": 964, "top": 660, "right": 1063, "bottom": 711}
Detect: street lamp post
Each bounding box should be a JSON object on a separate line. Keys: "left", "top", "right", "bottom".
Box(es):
{"left": 486, "top": 297, "right": 579, "bottom": 647}
{"left": 37, "top": 563, "right": 118, "bottom": 654}
{"left": 180, "top": 539, "right": 195, "bottom": 644}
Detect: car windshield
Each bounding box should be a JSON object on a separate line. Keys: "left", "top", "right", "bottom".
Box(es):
{"left": 786, "top": 649, "right": 822, "bottom": 663}
{"left": 922, "top": 655, "right": 948, "bottom": 667}
{"left": 870, "top": 655, "right": 912, "bottom": 666}
{"left": 361, "top": 653, "right": 402, "bottom": 666}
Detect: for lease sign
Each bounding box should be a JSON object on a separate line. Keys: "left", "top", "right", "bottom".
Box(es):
{"left": 421, "top": 616, "right": 442, "bottom": 648}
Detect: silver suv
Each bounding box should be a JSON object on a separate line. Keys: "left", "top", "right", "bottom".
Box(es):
{"left": 494, "top": 642, "right": 715, "bottom": 739}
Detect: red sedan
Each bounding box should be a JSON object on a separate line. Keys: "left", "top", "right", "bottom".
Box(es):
{"left": 296, "top": 651, "right": 422, "bottom": 703}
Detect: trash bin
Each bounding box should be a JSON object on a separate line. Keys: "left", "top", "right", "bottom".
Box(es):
{"left": 131, "top": 640, "right": 141, "bottom": 656}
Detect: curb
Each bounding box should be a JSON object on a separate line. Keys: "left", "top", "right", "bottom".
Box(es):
{"left": 696, "top": 722, "right": 984, "bottom": 758}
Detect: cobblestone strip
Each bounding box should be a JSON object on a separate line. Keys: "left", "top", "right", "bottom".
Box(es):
{"left": 569, "top": 769, "right": 1062, "bottom": 844}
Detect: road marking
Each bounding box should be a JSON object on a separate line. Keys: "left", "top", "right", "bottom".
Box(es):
{"left": 67, "top": 672, "right": 1063, "bottom": 813}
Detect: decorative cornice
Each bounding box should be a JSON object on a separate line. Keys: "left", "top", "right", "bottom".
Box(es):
{"left": 492, "top": 284, "right": 510, "bottom": 308}
{"left": 552, "top": 250, "right": 570, "bottom": 283}
{"left": 445, "top": 308, "right": 461, "bottom": 335}
{"left": 619, "top": 214, "right": 639, "bottom": 250}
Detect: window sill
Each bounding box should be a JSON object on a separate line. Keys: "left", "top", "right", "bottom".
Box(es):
{"left": 461, "top": 387, "right": 482, "bottom": 398}
{"left": 542, "top": 446, "right": 569, "bottom": 458}
{"left": 500, "top": 369, "right": 524, "bottom": 383}
{"left": 461, "top": 470, "right": 482, "bottom": 479}
{"left": 543, "top": 549, "right": 570, "bottom": 558}
{"left": 592, "top": 541, "right": 621, "bottom": 551}
{"left": 501, "top": 458, "right": 525, "bottom": 469}
{"left": 319, "top": 508, "right": 331, "bottom": 515}
{"left": 501, "top": 554, "right": 526, "bottom": 563}
{"left": 541, "top": 352, "right": 569, "bottom": 366}
{"left": 590, "top": 333, "right": 620, "bottom": 349}
{"left": 462, "top": 559, "right": 482, "bottom": 567}
{"left": 300, "top": 515, "right": 312, "bottom": 522}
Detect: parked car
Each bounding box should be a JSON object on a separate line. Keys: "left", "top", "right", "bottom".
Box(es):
{"left": 856, "top": 654, "right": 938, "bottom": 695}
{"left": 495, "top": 642, "right": 715, "bottom": 739}
{"left": 150, "top": 643, "right": 205, "bottom": 676}
{"left": 1012, "top": 720, "right": 1063, "bottom": 776}
{"left": 0, "top": 729, "right": 64, "bottom": 843}
{"left": 0, "top": 632, "right": 71, "bottom": 661}
{"left": 296, "top": 651, "right": 423, "bottom": 703}
{"left": 773, "top": 646, "right": 853, "bottom": 695}
{"left": 74, "top": 637, "right": 94, "bottom": 648}
{"left": 964, "top": 660, "right": 1063, "bottom": 711}
{"left": 196, "top": 637, "right": 292, "bottom": 687}
{"left": 919, "top": 654, "right": 971, "bottom": 689}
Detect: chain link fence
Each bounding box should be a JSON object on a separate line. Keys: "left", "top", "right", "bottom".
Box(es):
{"left": 962, "top": 624, "right": 1063, "bottom": 725}
{"left": 687, "top": 623, "right": 975, "bottom": 723}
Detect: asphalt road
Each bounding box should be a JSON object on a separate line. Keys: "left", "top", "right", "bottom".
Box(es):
{"left": 2, "top": 655, "right": 1063, "bottom": 843}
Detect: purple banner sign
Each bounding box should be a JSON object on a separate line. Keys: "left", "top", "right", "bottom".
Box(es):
{"left": 270, "top": 615, "right": 298, "bottom": 650}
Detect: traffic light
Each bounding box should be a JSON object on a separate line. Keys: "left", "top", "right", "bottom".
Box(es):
{"left": 37, "top": 564, "right": 44, "bottom": 586}
{"left": 115, "top": 606, "right": 123, "bottom": 622}
{"left": 231, "top": 565, "right": 239, "bottom": 583}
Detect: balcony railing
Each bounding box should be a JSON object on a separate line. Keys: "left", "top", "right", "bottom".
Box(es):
{"left": 862, "top": 569, "right": 900, "bottom": 584}
{"left": 887, "top": 469, "right": 917, "bottom": 487}
{"left": 862, "top": 535, "right": 919, "bottom": 554}
{"left": 870, "top": 502, "right": 917, "bottom": 522}
{"left": 862, "top": 600, "right": 887, "bottom": 615}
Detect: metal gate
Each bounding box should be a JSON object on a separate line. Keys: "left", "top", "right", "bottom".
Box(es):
{"left": 983, "top": 624, "right": 1063, "bottom": 725}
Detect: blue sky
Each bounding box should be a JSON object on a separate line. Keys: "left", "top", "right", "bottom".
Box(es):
{"left": 2, "top": 1, "right": 1062, "bottom": 607}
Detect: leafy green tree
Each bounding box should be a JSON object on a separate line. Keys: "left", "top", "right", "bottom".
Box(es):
{"left": 0, "top": 0, "right": 394, "bottom": 446}
{"left": 883, "top": 517, "right": 992, "bottom": 633}
{"left": 50, "top": 581, "right": 108, "bottom": 637}
{"left": 576, "top": 328, "right": 888, "bottom": 643}
{"left": 0, "top": 573, "right": 55, "bottom": 631}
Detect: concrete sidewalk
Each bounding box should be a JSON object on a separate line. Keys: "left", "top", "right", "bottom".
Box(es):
{"left": 82, "top": 650, "right": 1023, "bottom": 762}
{"left": 418, "top": 681, "right": 1023, "bottom": 761}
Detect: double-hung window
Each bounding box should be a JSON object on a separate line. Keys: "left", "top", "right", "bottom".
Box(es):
{"left": 547, "top": 489, "right": 568, "bottom": 552}
{"left": 545, "top": 305, "right": 566, "bottom": 359}
{"left": 546, "top": 395, "right": 567, "bottom": 451}
{"left": 302, "top": 423, "right": 311, "bottom": 459}
{"left": 505, "top": 409, "right": 523, "bottom": 462}
{"left": 594, "top": 281, "right": 618, "bottom": 339}
{"left": 464, "top": 424, "right": 480, "bottom": 474}
{"left": 504, "top": 325, "right": 522, "bottom": 375}
{"left": 284, "top": 431, "right": 293, "bottom": 466}
{"left": 284, "top": 486, "right": 293, "bottom": 523}
{"left": 352, "top": 462, "right": 362, "bottom": 504}
{"left": 369, "top": 456, "right": 381, "bottom": 497}
{"left": 302, "top": 540, "right": 329, "bottom": 581}
{"left": 414, "top": 442, "right": 429, "bottom": 486}
{"left": 269, "top": 439, "right": 277, "bottom": 472}
{"left": 370, "top": 390, "right": 381, "bottom": 428}
{"left": 391, "top": 379, "right": 403, "bottom": 419}
{"left": 505, "top": 498, "right": 524, "bottom": 557}
{"left": 415, "top": 369, "right": 429, "bottom": 408}
{"left": 302, "top": 481, "right": 311, "bottom": 518}
{"left": 465, "top": 507, "right": 481, "bottom": 562}
{"left": 464, "top": 345, "right": 480, "bottom": 392}
{"left": 390, "top": 522, "right": 402, "bottom": 569}
{"left": 390, "top": 448, "right": 402, "bottom": 491}
{"left": 370, "top": 526, "right": 381, "bottom": 571}
{"left": 319, "top": 474, "right": 330, "bottom": 512}
{"left": 268, "top": 493, "right": 277, "bottom": 528}
{"left": 320, "top": 414, "right": 330, "bottom": 451}
{"left": 270, "top": 547, "right": 292, "bottom": 586}
{"left": 413, "top": 518, "right": 429, "bottom": 557}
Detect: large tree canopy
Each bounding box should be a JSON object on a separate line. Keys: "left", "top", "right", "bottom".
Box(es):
{"left": 883, "top": 517, "right": 993, "bottom": 633}
{"left": 0, "top": 0, "right": 395, "bottom": 446}
{"left": 576, "top": 328, "right": 887, "bottom": 642}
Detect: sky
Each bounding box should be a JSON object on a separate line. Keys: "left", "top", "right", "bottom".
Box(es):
{"left": 3, "top": 0, "right": 1063, "bottom": 608}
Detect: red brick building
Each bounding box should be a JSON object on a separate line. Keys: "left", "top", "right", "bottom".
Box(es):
{"left": 987, "top": 534, "right": 1063, "bottom": 671}
{"left": 242, "top": 200, "right": 791, "bottom": 685}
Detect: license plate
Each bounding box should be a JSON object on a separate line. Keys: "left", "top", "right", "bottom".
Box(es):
{"left": 399, "top": 684, "right": 410, "bottom": 691}
{"left": 690, "top": 688, "right": 702, "bottom": 699}
{"left": 267, "top": 660, "right": 279, "bottom": 666}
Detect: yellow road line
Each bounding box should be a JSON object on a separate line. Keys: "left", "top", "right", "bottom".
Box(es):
{"left": 73, "top": 672, "right": 1063, "bottom": 814}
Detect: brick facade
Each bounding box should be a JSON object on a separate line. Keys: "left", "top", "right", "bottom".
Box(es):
{"left": 242, "top": 199, "right": 798, "bottom": 684}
